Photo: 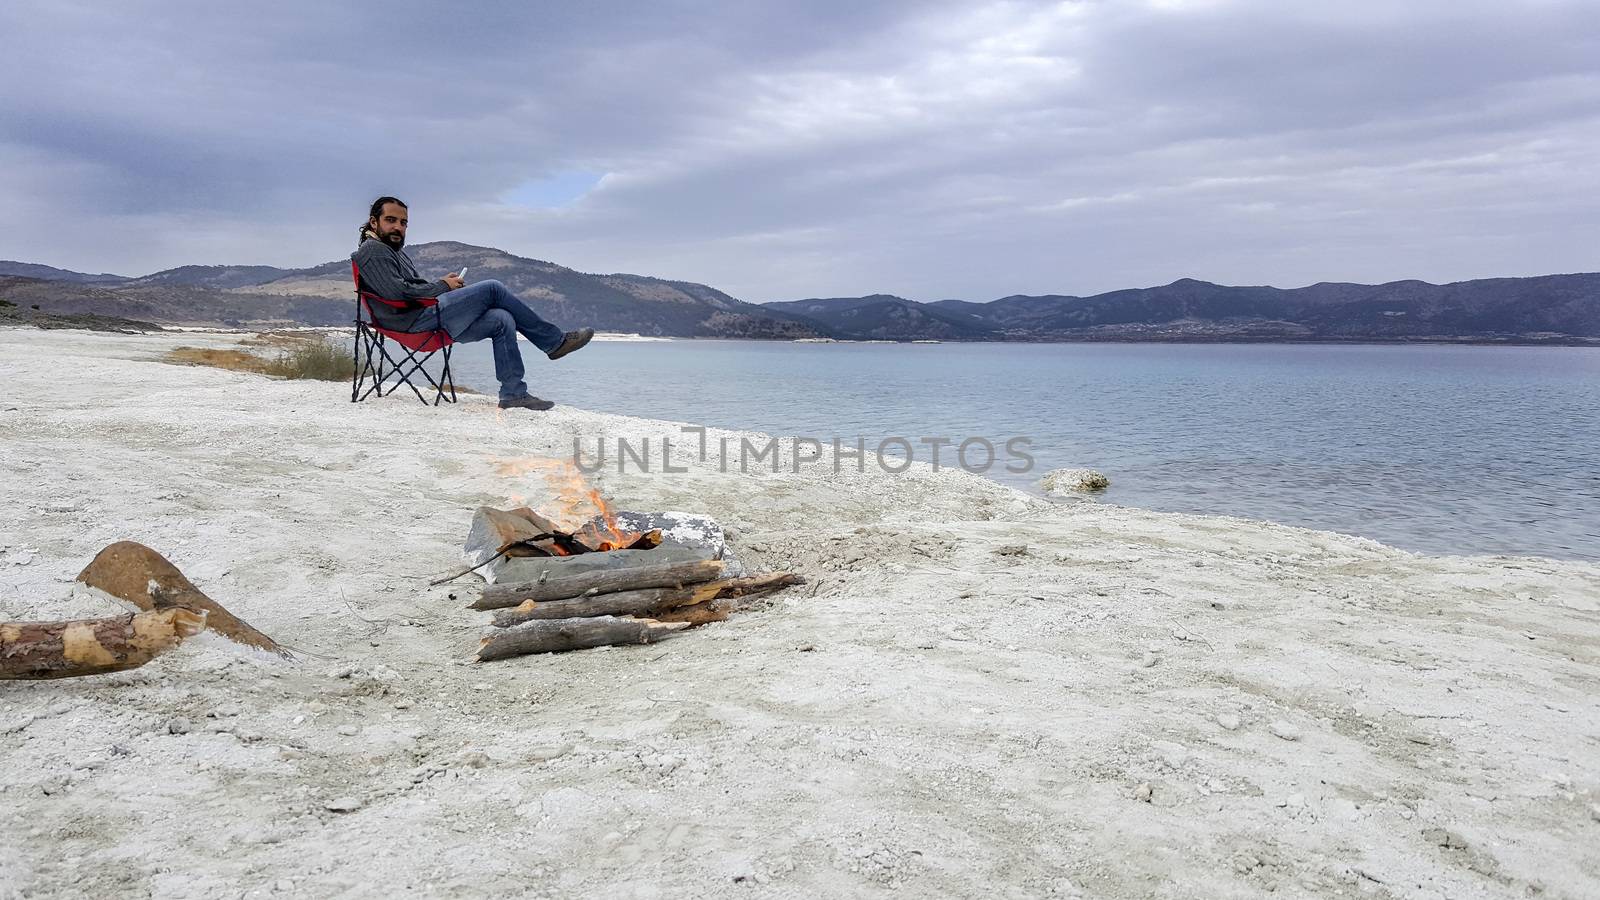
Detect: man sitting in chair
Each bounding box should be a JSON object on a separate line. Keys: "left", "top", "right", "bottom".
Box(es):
{"left": 352, "top": 195, "right": 593, "bottom": 411}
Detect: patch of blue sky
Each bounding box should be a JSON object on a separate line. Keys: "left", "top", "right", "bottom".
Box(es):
{"left": 501, "top": 171, "right": 605, "bottom": 208}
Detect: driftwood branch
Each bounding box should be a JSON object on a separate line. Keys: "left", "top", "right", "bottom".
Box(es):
{"left": 489, "top": 572, "right": 805, "bottom": 627}
{"left": 472, "top": 559, "right": 726, "bottom": 610}
{"left": 75, "top": 541, "right": 290, "bottom": 658}
{"left": 1, "top": 609, "right": 208, "bottom": 680}
{"left": 428, "top": 546, "right": 519, "bottom": 586}
{"left": 476, "top": 615, "right": 689, "bottom": 661}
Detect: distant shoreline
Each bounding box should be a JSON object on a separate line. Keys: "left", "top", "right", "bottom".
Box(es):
{"left": 776, "top": 335, "right": 1600, "bottom": 348}
{"left": 9, "top": 319, "right": 1593, "bottom": 348}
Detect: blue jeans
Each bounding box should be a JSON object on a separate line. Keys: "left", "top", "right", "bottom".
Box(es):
{"left": 412, "top": 280, "right": 565, "bottom": 400}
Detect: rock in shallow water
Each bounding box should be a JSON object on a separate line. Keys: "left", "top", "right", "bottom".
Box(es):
{"left": 1040, "top": 468, "right": 1111, "bottom": 495}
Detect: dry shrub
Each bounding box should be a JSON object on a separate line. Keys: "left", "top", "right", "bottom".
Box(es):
{"left": 261, "top": 340, "right": 355, "bottom": 381}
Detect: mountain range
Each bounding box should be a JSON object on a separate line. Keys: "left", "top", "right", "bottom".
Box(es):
{"left": 775, "top": 276, "right": 1600, "bottom": 343}
{"left": 2, "top": 245, "right": 1596, "bottom": 343}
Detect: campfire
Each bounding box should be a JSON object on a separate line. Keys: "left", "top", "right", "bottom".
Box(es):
{"left": 453, "top": 460, "right": 804, "bottom": 662}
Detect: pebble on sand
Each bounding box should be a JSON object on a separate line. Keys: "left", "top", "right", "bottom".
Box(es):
{"left": 1269, "top": 720, "right": 1302, "bottom": 741}
{"left": 1215, "top": 714, "right": 1241, "bottom": 731}
{"left": 455, "top": 750, "right": 492, "bottom": 769}
{"left": 325, "top": 797, "right": 363, "bottom": 813}
{"left": 1, "top": 715, "right": 34, "bottom": 736}
{"left": 528, "top": 744, "right": 573, "bottom": 762}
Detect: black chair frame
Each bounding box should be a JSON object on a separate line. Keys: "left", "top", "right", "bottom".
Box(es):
{"left": 350, "top": 318, "right": 457, "bottom": 406}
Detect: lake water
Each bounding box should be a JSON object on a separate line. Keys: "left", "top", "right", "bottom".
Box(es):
{"left": 448, "top": 339, "right": 1600, "bottom": 561}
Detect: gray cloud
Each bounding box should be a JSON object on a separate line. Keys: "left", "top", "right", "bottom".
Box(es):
{"left": 1, "top": 0, "right": 1596, "bottom": 299}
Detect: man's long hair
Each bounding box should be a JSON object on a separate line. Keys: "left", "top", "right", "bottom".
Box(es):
{"left": 359, "top": 196, "right": 406, "bottom": 247}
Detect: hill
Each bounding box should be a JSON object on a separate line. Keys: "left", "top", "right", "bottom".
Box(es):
{"left": 0, "top": 260, "right": 128, "bottom": 284}
{"left": 763, "top": 294, "right": 1000, "bottom": 341}
{"left": 1, "top": 243, "right": 823, "bottom": 338}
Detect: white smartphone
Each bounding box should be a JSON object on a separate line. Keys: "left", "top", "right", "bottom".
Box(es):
{"left": 457, "top": 267, "right": 468, "bottom": 281}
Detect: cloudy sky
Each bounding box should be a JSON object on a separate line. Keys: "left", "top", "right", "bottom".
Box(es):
{"left": 2, "top": 0, "right": 1597, "bottom": 301}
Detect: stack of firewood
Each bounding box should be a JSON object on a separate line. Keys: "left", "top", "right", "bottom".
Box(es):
{"left": 461, "top": 507, "right": 802, "bottom": 662}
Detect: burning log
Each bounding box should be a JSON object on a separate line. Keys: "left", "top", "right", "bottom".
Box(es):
{"left": 472, "top": 559, "right": 726, "bottom": 611}
{"left": 1, "top": 609, "right": 208, "bottom": 680}
{"left": 463, "top": 505, "right": 662, "bottom": 573}
{"left": 76, "top": 541, "right": 290, "bottom": 658}
{"left": 489, "top": 573, "right": 806, "bottom": 627}
{"left": 477, "top": 615, "right": 689, "bottom": 661}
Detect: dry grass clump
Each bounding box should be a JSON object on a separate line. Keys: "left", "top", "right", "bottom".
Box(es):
{"left": 167, "top": 336, "right": 355, "bottom": 382}
{"left": 166, "top": 347, "right": 273, "bottom": 374}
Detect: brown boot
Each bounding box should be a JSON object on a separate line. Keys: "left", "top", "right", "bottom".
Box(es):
{"left": 547, "top": 328, "right": 594, "bottom": 360}
{"left": 498, "top": 394, "right": 555, "bottom": 411}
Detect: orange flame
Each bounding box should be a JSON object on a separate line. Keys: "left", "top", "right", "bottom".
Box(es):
{"left": 491, "top": 456, "right": 637, "bottom": 550}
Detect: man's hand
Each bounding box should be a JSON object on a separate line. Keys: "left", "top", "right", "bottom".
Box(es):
{"left": 442, "top": 273, "right": 465, "bottom": 291}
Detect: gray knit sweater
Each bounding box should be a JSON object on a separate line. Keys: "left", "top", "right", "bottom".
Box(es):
{"left": 351, "top": 238, "right": 452, "bottom": 332}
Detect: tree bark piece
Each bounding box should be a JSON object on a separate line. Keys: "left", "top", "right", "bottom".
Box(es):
{"left": 653, "top": 598, "right": 739, "bottom": 626}
{"left": 1, "top": 609, "right": 208, "bottom": 680}
{"left": 476, "top": 615, "right": 689, "bottom": 661}
{"left": 75, "top": 541, "right": 290, "bottom": 658}
{"left": 472, "top": 559, "right": 726, "bottom": 610}
{"left": 700, "top": 572, "right": 805, "bottom": 598}
{"left": 489, "top": 572, "right": 805, "bottom": 627}
{"left": 652, "top": 573, "right": 807, "bottom": 626}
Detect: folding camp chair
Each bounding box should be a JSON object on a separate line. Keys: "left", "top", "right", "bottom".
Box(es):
{"left": 350, "top": 261, "right": 458, "bottom": 405}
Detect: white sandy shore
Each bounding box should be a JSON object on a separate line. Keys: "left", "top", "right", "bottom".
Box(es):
{"left": 1, "top": 328, "right": 1597, "bottom": 900}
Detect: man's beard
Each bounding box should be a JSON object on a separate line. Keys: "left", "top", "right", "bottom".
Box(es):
{"left": 382, "top": 231, "right": 405, "bottom": 249}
